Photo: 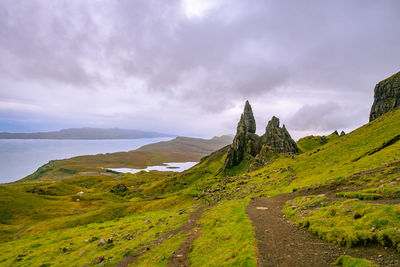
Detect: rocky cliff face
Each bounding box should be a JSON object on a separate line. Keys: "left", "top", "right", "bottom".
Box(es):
{"left": 370, "top": 72, "right": 400, "bottom": 121}
{"left": 224, "top": 101, "right": 298, "bottom": 170}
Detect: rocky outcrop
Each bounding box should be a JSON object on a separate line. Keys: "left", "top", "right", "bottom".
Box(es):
{"left": 370, "top": 71, "right": 400, "bottom": 121}
{"left": 223, "top": 101, "right": 298, "bottom": 170}
{"left": 261, "top": 116, "right": 299, "bottom": 154}
{"left": 223, "top": 101, "right": 261, "bottom": 169}
{"left": 242, "top": 100, "right": 256, "bottom": 133}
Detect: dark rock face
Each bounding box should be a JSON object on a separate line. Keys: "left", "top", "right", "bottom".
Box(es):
{"left": 242, "top": 100, "right": 256, "bottom": 133}
{"left": 223, "top": 102, "right": 298, "bottom": 169}
{"left": 370, "top": 72, "right": 400, "bottom": 121}
{"left": 224, "top": 101, "right": 260, "bottom": 169}
{"left": 262, "top": 116, "right": 299, "bottom": 154}
{"left": 340, "top": 131, "right": 346, "bottom": 137}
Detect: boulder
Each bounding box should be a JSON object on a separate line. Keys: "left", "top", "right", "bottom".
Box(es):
{"left": 370, "top": 71, "right": 400, "bottom": 121}
{"left": 110, "top": 183, "right": 128, "bottom": 195}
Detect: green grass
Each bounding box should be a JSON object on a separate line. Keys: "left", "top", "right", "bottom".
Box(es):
{"left": 336, "top": 192, "right": 381, "bottom": 200}
{"left": 189, "top": 199, "right": 257, "bottom": 266}
{"left": 0, "top": 208, "right": 192, "bottom": 266}
{"left": 335, "top": 255, "right": 378, "bottom": 267}
{"left": 297, "top": 132, "right": 340, "bottom": 153}
{"left": 284, "top": 196, "right": 400, "bottom": 250}
{"left": 134, "top": 232, "right": 187, "bottom": 267}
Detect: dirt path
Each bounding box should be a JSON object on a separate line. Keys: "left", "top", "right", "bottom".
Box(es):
{"left": 114, "top": 206, "right": 207, "bottom": 267}
{"left": 167, "top": 207, "right": 206, "bottom": 267}
{"left": 246, "top": 195, "right": 400, "bottom": 267}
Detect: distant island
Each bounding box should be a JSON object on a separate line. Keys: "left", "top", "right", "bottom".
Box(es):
{"left": 0, "top": 128, "right": 174, "bottom": 140}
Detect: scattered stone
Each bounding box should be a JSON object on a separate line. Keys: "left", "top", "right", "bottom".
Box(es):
{"left": 97, "top": 238, "right": 106, "bottom": 246}
{"left": 25, "top": 188, "right": 55, "bottom": 196}
{"left": 256, "top": 207, "right": 269, "bottom": 210}
{"left": 107, "top": 237, "right": 113, "bottom": 244}
{"left": 145, "top": 219, "right": 151, "bottom": 224}
{"left": 91, "top": 255, "right": 105, "bottom": 265}
{"left": 76, "top": 199, "right": 80, "bottom": 202}
{"left": 110, "top": 183, "right": 128, "bottom": 195}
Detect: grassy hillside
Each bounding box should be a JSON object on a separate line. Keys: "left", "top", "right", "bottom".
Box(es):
{"left": 296, "top": 131, "right": 340, "bottom": 153}
{"left": 1, "top": 110, "right": 400, "bottom": 265}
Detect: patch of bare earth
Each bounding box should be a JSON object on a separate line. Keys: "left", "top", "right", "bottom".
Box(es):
{"left": 167, "top": 207, "right": 206, "bottom": 267}
{"left": 246, "top": 194, "right": 400, "bottom": 267}
{"left": 114, "top": 206, "right": 207, "bottom": 267}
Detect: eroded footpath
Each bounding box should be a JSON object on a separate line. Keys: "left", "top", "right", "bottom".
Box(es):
{"left": 246, "top": 194, "right": 400, "bottom": 267}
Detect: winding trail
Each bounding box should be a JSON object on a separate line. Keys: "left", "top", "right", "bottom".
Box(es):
{"left": 246, "top": 195, "right": 400, "bottom": 267}
{"left": 114, "top": 206, "right": 207, "bottom": 267}
{"left": 167, "top": 208, "right": 205, "bottom": 267}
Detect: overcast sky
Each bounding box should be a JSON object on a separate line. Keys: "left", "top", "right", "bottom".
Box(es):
{"left": 0, "top": 0, "right": 399, "bottom": 139}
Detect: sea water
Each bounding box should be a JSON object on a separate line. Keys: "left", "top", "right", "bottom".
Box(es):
{"left": 0, "top": 137, "right": 173, "bottom": 183}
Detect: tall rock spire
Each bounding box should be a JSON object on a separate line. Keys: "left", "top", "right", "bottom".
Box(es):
{"left": 242, "top": 100, "right": 256, "bottom": 133}
{"left": 223, "top": 101, "right": 260, "bottom": 169}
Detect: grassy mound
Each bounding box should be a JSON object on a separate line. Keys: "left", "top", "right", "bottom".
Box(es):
{"left": 284, "top": 196, "right": 400, "bottom": 250}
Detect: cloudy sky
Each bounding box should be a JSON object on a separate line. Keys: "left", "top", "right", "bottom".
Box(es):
{"left": 0, "top": 0, "right": 399, "bottom": 139}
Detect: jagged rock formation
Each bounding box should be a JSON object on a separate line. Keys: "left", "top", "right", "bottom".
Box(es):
{"left": 340, "top": 131, "right": 346, "bottom": 137}
{"left": 370, "top": 71, "right": 400, "bottom": 121}
{"left": 223, "top": 101, "right": 261, "bottom": 169}
{"left": 261, "top": 116, "right": 299, "bottom": 154}
{"left": 224, "top": 101, "right": 298, "bottom": 169}
{"left": 242, "top": 100, "right": 256, "bottom": 133}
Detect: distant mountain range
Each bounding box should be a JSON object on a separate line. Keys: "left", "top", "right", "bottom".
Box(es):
{"left": 0, "top": 128, "right": 174, "bottom": 140}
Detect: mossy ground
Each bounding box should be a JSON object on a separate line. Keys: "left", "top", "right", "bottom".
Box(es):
{"left": 189, "top": 199, "right": 257, "bottom": 266}
{"left": 335, "top": 255, "right": 378, "bottom": 267}
{"left": 284, "top": 195, "right": 400, "bottom": 250}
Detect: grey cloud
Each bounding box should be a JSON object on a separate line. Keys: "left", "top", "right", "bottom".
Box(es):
{"left": 288, "top": 101, "right": 367, "bottom": 132}
{"left": 0, "top": 0, "right": 399, "bottom": 136}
